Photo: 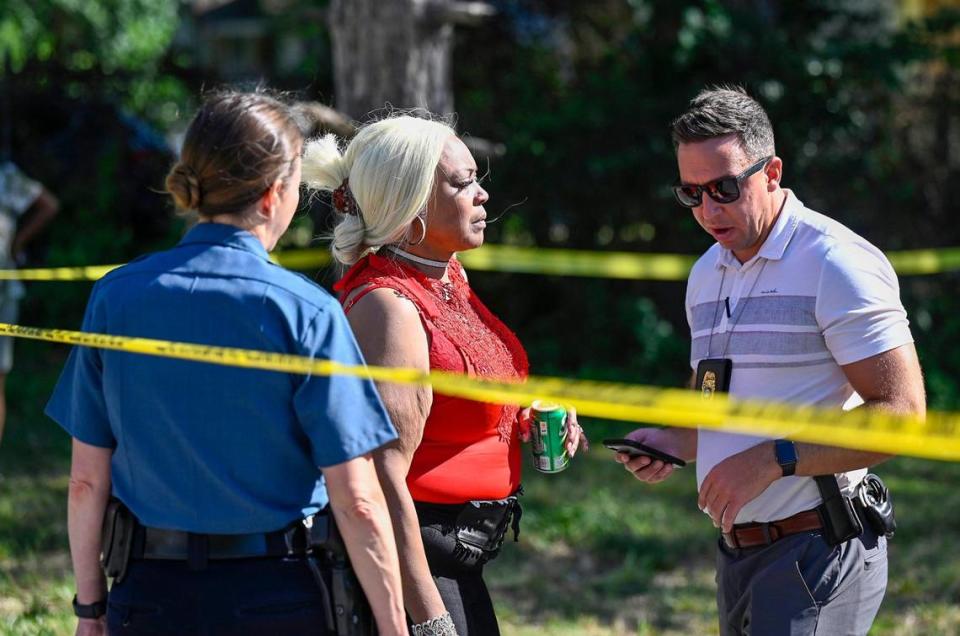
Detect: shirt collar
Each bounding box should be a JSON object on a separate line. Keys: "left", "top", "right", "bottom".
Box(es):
{"left": 715, "top": 189, "right": 802, "bottom": 270}
{"left": 178, "top": 222, "right": 270, "bottom": 260}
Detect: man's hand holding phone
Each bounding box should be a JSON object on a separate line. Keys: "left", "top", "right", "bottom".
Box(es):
{"left": 608, "top": 428, "right": 696, "bottom": 484}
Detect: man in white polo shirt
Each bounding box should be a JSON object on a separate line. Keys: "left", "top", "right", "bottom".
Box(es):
{"left": 617, "top": 86, "right": 926, "bottom": 635}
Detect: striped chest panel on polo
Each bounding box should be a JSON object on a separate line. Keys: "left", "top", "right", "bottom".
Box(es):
{"left": 689, "top": 293, "right": 830, "bottom": 370}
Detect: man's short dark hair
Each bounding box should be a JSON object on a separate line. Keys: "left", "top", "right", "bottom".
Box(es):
{"left": 671, "top": 86, "right": 775, "bottom": 161}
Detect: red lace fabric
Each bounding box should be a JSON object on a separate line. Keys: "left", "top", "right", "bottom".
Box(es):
{"left": 335, "top": 252, "right": 529, "bottom": 503}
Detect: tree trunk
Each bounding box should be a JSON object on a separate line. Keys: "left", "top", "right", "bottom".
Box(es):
{"left": 329, "top": 0, "right": 454, "bottom": 120}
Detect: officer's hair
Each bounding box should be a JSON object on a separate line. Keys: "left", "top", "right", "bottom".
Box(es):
{"left": 671, "top": 85, "right": 775, "bottom": 162}
{"left": 301, "top": 113, "right": 454, "bottom": 266}
{"left": 165, "top": 90, "right": 303, "bottom": 218}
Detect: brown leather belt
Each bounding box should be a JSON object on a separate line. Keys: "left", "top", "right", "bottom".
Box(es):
{"left": 722, "top": 509, "right": 823, "bottom": 549}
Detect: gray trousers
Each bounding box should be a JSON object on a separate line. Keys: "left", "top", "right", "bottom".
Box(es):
{"left": 716, "top": 523, "right": 887, "bottom": 636}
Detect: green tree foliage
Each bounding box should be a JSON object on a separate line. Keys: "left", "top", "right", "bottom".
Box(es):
{"left": 0, "top": 0, "right": 178, "bottom": 75}
{"left": 1, "top": 0, "right": 188, "bottom": 333}
{"left": 451, "top": 0, "right": 960, "bottom": 400}
{"left": 3, "top": 0, "right": 959, "bottom": 405}
{"left": 0, "top": 0, "right": 188, "bottom": 127}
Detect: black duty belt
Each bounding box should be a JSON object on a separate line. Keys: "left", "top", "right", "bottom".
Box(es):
{"left": 132, "top": 514, "right": 331, "bottom": 561}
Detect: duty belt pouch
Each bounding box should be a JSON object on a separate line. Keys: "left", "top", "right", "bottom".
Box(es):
{"left": 454, "top": 492, "right": 522, "bottom": 563}
{"left": 815, "top": 475, "right": 863, "bottom": 547}
{"left": 855, "top": 473, "right": 897, "bottom": 539}
{"left": 302, "top": 509, "right": 373, "bottom": 636}
{"left": 101, "top": 498, "right": 135, "bottom": 583}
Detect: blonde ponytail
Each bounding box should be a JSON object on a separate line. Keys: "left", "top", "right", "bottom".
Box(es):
{"left": 301, "top": 134, "right": 349, "bottom": 192}
{"left": 331, "top": 216, "right": 370, "bottom": 265}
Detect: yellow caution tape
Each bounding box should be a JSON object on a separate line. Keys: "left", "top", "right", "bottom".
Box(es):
{"left": 271, "top": 248, "right": 332, "bottom": 272}
{"left": 0, "top": 264, "right": 122, "bottom": 281}
{"left": 3, "top": 321, "right": 955, "bottom": 461}
{"left": 458, "top": 246, "right": 698, "bottom": 281}
{"left": 886, "top": 247, "right": 960, "bottom": 276}
{"left": 0, "top": 244, "right": 958, "bottom": 281}
{"left": 269, "top": 246, "right": 696, "bottom": 279}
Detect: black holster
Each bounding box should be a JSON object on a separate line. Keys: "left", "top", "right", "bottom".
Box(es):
{"left": 101, "top": 498, "right": 135, "bottom": 583}
{"left": 298, "top": 509, "right": 374, "bottom": 636}
{"left": 452, "top": 489, "right": 523, "bottom": 564}
{"left": 853, "top": 473, "right": 897, "bottom": 538}
{"left": 815, "top": 473, "right": 896, "bottom": 546}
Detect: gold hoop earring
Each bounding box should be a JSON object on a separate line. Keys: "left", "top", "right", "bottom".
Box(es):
{"left": 406, "top": 215, "right": 427, "bottom": 246}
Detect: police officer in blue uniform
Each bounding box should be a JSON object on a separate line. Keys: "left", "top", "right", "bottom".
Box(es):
{"left": 46, "top": 91, "right": 408, "bottom": 636}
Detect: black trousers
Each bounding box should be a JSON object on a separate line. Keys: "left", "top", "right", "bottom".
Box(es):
{"left": 106, "top": 556, "right": 333, "bottom": 635}
{"left": 416, "top": 501, "right": 501, "bottom": 636}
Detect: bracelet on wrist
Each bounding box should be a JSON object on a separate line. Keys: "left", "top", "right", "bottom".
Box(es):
{"left": 411, "top": 611, "right": 457, "bottom": 636}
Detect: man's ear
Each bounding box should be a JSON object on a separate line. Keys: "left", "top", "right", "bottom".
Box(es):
{"left": 766, "top": 156, "right": 783, "bottom": 191}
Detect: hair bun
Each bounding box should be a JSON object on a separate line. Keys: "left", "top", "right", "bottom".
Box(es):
{"left": 166, "top": 163, "right": 203, "bottom": 210}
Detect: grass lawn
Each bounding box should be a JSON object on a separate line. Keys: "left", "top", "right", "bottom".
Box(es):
{"left": 1, "top": 339, "right": 959, "bottom": 634}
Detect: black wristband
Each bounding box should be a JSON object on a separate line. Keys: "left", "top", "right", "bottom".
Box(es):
{"left": 72, "top": 595, "right": 107, "bottom": 619}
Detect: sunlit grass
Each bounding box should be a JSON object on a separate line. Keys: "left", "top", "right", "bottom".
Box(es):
{"left": 487, "top": 419, "right": 960, "bottom": 635}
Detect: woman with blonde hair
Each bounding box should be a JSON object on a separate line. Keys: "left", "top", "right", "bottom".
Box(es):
{"left": 302, "top": 114, "right": 587, "bottom": 635}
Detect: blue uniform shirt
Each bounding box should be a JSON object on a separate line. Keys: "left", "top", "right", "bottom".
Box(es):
{"left": 46, "top": 223, "right": 397, "bottom": 533}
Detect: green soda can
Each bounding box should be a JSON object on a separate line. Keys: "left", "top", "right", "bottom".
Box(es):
{"left": 530, "top": 400, "right": 568, "bottom": 473}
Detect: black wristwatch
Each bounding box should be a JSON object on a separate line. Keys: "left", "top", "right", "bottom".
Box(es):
{"left": 72, "top": 595, "right": 107, "bottom": 619}
{"left": 774, "top": 439, "right": 798, "bottom": 477}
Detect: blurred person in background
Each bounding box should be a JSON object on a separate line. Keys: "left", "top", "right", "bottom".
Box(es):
{"left": 45, "top": 91, "right": 407, "bottom": 636}
{"left": 302, "top": 114, "right": 588, "bottom": 636}
{"left": 617, "top": 86, "right": 925, "bottom": 636}
{"left": 0, "top": 159, "right": 59, "bottom": 446}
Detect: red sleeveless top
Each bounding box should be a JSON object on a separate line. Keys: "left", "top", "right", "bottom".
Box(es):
{"left": 335, "top": 252, "right": 529, "bottom": 503}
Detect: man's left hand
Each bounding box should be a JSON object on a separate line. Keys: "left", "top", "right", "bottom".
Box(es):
{"left": 697, "top": 441, "right": 780, "bottom": 533}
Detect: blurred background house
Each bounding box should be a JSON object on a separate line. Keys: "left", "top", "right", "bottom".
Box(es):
{"left": 179, "top": 0, "right": 326, "bottom": 84}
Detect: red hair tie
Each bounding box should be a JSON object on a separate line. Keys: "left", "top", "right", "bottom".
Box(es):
{"left": 333, "top": 179, "right": 359, "bottom": 217}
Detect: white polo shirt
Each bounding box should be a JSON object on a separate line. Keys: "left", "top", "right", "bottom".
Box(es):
{"left": 685, "top": 190, "right": 913, "bottom": 523}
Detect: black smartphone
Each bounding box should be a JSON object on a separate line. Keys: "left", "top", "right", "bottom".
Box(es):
{"left": 601, "top": 438, "right": 686, "bottom": 467}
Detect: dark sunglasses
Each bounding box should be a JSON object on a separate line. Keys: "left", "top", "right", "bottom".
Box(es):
{"left": 672, "top": 155, "right": 773, "bottom": 208}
